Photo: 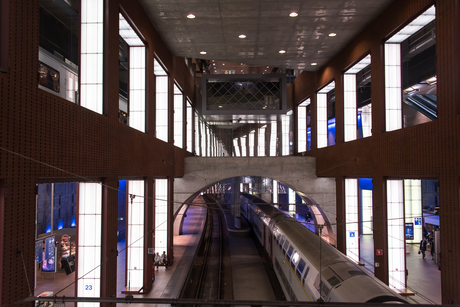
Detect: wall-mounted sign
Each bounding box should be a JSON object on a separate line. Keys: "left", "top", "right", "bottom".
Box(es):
{"left": 376, "top": 249, "right": 383, "bottom": 256}
{"left": 44, "top": 237, "right": 55, "bottom": 260}
{"left": 414, "top": 217, "right": 422, "bottom": 225}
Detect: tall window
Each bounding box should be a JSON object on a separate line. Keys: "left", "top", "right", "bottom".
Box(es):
{"left": 39, "top": 0, "right": 79, "bottom": 104}
{"left": 317, "top": 82, "right": 335, "bottom": 148}
{"left": 344, "top": 55, "right": 372, "bottom": 141}
{"left": 186, "top": 99, "right": 193, "bottom": 152}
{"left": 297, "top": 98, "right": 310, "bottom": 152}
{"left": 119, "top": 14, "right": 146, "bottom": 132}
{"left": 80, "top": 0, "right": 104, "bottom": 114}
{"left": 385, "top": 6, "right": 436, "bottom": 131}
{"left": 155, "top": 179, "right": 168, "bottom": 254}
{"left": 173, "top": 83, "right": 184, "bottom": 148}
{"left": 345, "top": 178, "right": 359, "bottom": 263}
{"left": 155, "top": 59, "right": 169, "bottom": 142}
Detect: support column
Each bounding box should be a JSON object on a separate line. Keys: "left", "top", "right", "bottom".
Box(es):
{"left": 101, "top": 177, "right": 118, "bottom": 306}
{"left": 168, "top": 178, "right": 174, "bottom": 265}
{"left": 372, "top": 176, "right": 388, "bottom": 285}
{"left": 439, "top": 174, "right": 460, "bottom": 304}
{"left": 144, "top": 177, "right": 153, "bottom": 291}
{"left": 234, "top": 177, "right": 241, "bottom": 228}
{"left": 335, "top": 177, "right": 344, "bottom": 255}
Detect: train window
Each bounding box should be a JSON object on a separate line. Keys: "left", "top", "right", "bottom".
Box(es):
{"left": 38, "top": 62, "right": 60, "bottom": 93}
{"left": 286, "top": 245, "right": 294, "bottom": 260}
{"left": 279, "top": 236, "right": 285, "bottom": 248}
{"left": 290, "top": 251, "right": 299, "bottom": 269}
{"left": 302, "top": 266, "right": 310, "bottom": 287}
{"left": 282, "top": 240, "right": 289, "bottom": 255}
{"left": 296, "top": 258, "right": 306, "bottom": 279}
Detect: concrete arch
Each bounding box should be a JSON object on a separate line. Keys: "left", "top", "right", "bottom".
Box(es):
{"left": 174, "top": 156, "right": 337, "bottom": 238}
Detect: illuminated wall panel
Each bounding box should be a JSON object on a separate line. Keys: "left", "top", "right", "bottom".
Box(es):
{"left": 155, "top": 179, "right": 168, "bottom": 253}
{"left": 361, "top": 104, "right": 372, "bottom": 138}
{"left": 127, "top": 180, "right": 144, "bottom": 289}
{"left": 297, "top": 99, "right": 310, "bottom": 152}
{"left": 269, "top": 122, "right": 277, "bottom": 156}
{"left": 129, "top": 46, "right": 146, "bottom": 132}
{"left": 345, "top": 179, "right": 359, "bottom": 263}
{"left": 288, "top": 188, "right": 296, "bottom": 213}
{"left": 240, "top": 136, "right": 247, "bottom": 157}
{"left": 155, "top": 60, "right": 169, "bottom": 142}
{"left": 186, "top": 100, "right": 193, "bottom": 152}
{"left": 258, "top": 126, "right": 266, "bottom": 156}
{"left": 386, "top": 179, "right": 405, "bottom": 289}
{"left": 249, "top": 130, "right": 255, "bottom": 157}
{"left": 80, "top": 0, "right": 103, "bottom": 114}
{"left": 281, "top": 114, "right": 290, "bottom": 156}
{"left": 195, "top": 112, "right": 200, "bottom": 156}
{"left": 362, "top": 190, "right": 373, "bottom": 235}
{"left": 77, "top": 182, "right": 102, "bottom": 306}
{"left": 404, "top": 179, "right": 422, "bottom": 243}
{"left": 317, "top": 93, "right": 327, "bottom": 148}
{"left": 344, "top": 74, "right": 357, "bottom": 142}
{"left": 384, "top": 43, "right": 402, "bottom": 132}
{"left": 233, "top": 138, "right": 240, "bottom": 157}
{"left": 273, "top": 180, "right": 278, "bottom": 207}
{"left": 173, "top": 84, "right": 183, "bottom": 148}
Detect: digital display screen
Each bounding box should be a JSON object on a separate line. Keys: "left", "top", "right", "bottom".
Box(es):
{"left": 44, "top": 237, "right": 55, "bottom": 260}
{"left": 405, "top": 222, "right": 414, "bottom": 240}
{"left": 42, "top": 251, "right": 55, "bottom": 272}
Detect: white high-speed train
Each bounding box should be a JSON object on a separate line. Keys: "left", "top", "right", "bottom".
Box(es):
{"left": 241, "top": 194, "right": 408, "bottom": 304}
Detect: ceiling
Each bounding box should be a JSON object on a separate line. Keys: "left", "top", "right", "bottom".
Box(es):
{"left": 138, "top": 0, "right": 395, "bottom": 71}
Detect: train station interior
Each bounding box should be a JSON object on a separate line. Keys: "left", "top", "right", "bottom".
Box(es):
{"left": 1, "top": 0, "right": 459, "bottom": 305}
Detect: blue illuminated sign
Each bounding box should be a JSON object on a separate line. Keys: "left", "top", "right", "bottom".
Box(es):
{"left": 35, "top": 241, "right": 43, "bottom": 263}
{"left": 349, "top": 232, "right": 355, "bottom": 238}
{"left": 414, "top": 217, "right": 422, "bottom": 225}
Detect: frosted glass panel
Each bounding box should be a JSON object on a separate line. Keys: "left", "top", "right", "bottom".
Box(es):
{"left": 344, "top": 74, "right": 357, "bottom": 142}
{"left": 127, "top": 180, "right": 145, "bottom": 289}
{"left": 384, "top": 44, "right": 402, "bottom": 132}
{"left": 155, "top": 179, "right": 168, "bottom": 253}
{"left": 78, "top": 182, "right": 102, "bottom": 306}
{"left": 187, "top": 101, "right": 193, "bottom": 152}
{"left": 174, "top": 84, "right": 184, "bottom": 148}
{"left": 281, "top": 115, "right": 290, "bottom": 156}
{"left": 345, "top": 179, "right": 359, "bottom": 263}
{"left": 297, "top": 99, "right": 309, "bottom": 152}
{"left": 155, "top": 61, "right": 169, "bottom": 142}
{"left": 387, "top": 179, "right": 405, "bottom": 289}
{"left": 269, "top": 122, "right": 277, "bottom": 156}
{"left": 258, "top": 126, "right": 266, "bottom": 156}
{"left": 317, "top": 93, "right": 328, "bottom": 148}
{"left": 80, "top": 0, "right": 103, "bottom": 115}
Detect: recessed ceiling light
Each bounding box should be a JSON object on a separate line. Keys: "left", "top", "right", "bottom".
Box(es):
{"left": 289, "top": 12, "right": 298, "bottom": 17}
{"left": 311, "top": 62, "right": 317, "bottom": 66}
{"left": 200, "top": 51, "right": 206, "bottom": 54}
{"left": 222, "top": 63, "right": 225, "bottom": 65}
{"left": 267, "top": 66, "right": 269, "bottom": 68}
{"left": 328, "top": 32, "right": 337, "bottom": 37}
{"left": 213, "top": 63, "right": 215, "bottom": 65}
{"left": 279, "top": 50, "right": 286, "bottom": 54}
{"left": 239, "top": 34, "right": 246, "bottom": 38}
{"left": 187, "top": 14, "right": 195, "bottom": 19}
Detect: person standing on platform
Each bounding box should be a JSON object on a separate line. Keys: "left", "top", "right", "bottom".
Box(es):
{"left": 154, "top": 252, "right": 161, "bottom": 270}
{"left": 161, "top": 251, "right": 168, "bottom": 268}
{"left": 419, "top": 237, "right": 427, "bottom": 259}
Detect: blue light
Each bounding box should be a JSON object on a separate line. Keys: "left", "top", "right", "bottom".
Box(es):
{"left": 71, "top": 218, "right": 76, "bottom": 227}
{"left": 57, "top": 220, "right": 64, "bottom": 230}
{"left": 359, "top": 178, "right": 373, "bottom": 191}
{"left": 46, "top": 224, "right": 51, "bottom": 233}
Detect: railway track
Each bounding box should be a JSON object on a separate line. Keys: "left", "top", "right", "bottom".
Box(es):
{"left": 180, "top": 195, "right": 228, "bottom": 304}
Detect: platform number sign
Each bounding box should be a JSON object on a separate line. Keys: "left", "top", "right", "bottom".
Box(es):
{"left": 414, "top": 217, "right": 422, "bottom": 225}
{"left": 349, "top": 231, "right": 355, "bottom": 238}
